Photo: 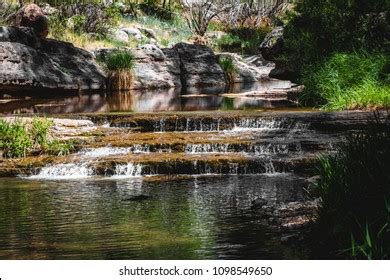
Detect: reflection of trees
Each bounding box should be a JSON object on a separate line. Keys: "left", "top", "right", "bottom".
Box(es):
{"left": 0, "top": 175, "right": 305, "bottom": 259}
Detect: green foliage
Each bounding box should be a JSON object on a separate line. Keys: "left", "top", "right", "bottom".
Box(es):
{"left": 105, "top": 50, "right": 135, "bottom": 71}
{"left": 0, "top": 118, "right": 75, "bottom": 158}
{"left": 313, "top": 115, "right": 390, "bottom": 259}
{"left": 31, "top": 118, "right": 53, "bottom": 148}
{"left": 0, "top": 120, "right": 32, "bottom": 158}
{"left": 219, "top": 56, "right": 236, "bottom": 75}
{"left": 215, "top": 27, "right": 271, "bottom": 54}
{"left": 300, "top": 52, "right": 390, "bottom": 109}
{"left": 283, "top": 0, "right": 390, "bottom": 74}
{"left": 46, "top": 140, "right": 75, "bottom": 156}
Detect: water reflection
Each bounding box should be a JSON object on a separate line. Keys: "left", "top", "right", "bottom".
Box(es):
{"left": 0, "top": 175, "right": 306, "bottom": 259}
{"left": 0, "top": 81, "right": 296, "bottom": 114}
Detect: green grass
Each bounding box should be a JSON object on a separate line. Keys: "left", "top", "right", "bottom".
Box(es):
{"left": 0, "top": 119, "right": 32, "bottom": 158}
{"left": 105, "top": 51, "right": 135, "bottom": 71}
{"left": 0, "top": 118, "right": 76, "bottom": 158}
{"left": 312, "top": 114, "right": 390, "bottom": 259}
{"left": 300, "top": 52, "right": 390, "bottom": 109}
{"left": 219, "top": 56, "right": 236, "bottom": 75}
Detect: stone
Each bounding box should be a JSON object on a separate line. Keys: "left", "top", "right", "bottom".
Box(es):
{"left": 131, "top": 47, "right": 182, "bottom": 89}
{"left": 174, "top": 43, "right": 226, "bottom": 88}
{"left": 38, "top": 3, "right": 58, "bottom": 16}
{"left": 110, "top": 29, "right": 129, "bottom": 43}
{"left": 120, "top": 27, "right": 143, "bottom": 41}
{"left": 218, "top": 53, "right": 275, "bottom": 83}
{"left": 139, "top": 44, "right": 165, "bottom": 61}
{"left": 14, "top": 4, "right": 49, "bottom": 39}
{"left": 0, "top": 26, "right": 106, "bottom": 93}
{"left": 138, "top": 27, "right": 157, "bottom": 40}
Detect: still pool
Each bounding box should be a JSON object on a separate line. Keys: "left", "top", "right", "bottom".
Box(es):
{"left": 0, "top": 174, "right": 307, "bottom": 259}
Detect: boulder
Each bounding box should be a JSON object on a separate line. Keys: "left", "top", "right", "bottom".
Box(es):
{"left": 120, "top": 27, "right": 143, "bottom": 41}
{"left": 218, "top": 53, "right": 275, "bottom": 83}
{"left": 138, "top": 27, "right": 157, "bottom": 40}
{"left": 174, "top": 43, "right": 226, "bottom": 88}
{"left": 131, "top": 47, "right": 182, "bottom": 89}
{"left": 110, "top": 29, "right": 129, "bottom": 43}
{"left": 14, "top": 4, "right": 49, "bottom": 39}
{"left": 0, "top": 26, "right": 106, "bottom": 93}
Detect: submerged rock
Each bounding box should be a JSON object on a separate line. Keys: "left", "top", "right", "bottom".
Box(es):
{"left": 0, "top": 26, "right": 106, "bottom": 93}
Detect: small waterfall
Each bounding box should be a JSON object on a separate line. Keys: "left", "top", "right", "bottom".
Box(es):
{"left": 30, "top": 163, "right": 94, "bottom": 179}
{"left": 113, "top": 163, "right": 143, "bottom": 177}
{"left": 78, "top": 146, "right": 151, "bottom": 158}
{"left": 185, "top": 143, "right": 230, "bottom": 154}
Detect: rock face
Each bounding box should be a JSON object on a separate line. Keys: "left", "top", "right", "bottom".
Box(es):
{"left": 259, "top": 26, "right": 295, "bottom": 80}
{"left": 14, "top": 4, "right": 49, "bottom": 39}
{"left": 0, "top": 26, "right": 106, "bottom": 93}
{"left": 218, "top": 53, "right": 275, "bottom": 83}
{"left": 174, "top": 43, "right": 226, "bottom": 87}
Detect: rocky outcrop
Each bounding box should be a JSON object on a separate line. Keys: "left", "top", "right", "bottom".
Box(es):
{"left": 0, "top": 26, "right": 106, "bottom": 93}
{"left": 259, "top": 26, "right": 294, "bottom": 80}
{"left": 174, "top": 43, "right": 226, "bottom": 88}
{"left": 218, "top": 53, "right": 275, "bottom": 83}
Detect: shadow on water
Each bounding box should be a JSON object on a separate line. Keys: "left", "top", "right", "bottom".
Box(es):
{"left": 0, "top": 175, "right": 307, "bottom": 260}
{"left": 0, "top": 81, "right": 297, "bottom": 114}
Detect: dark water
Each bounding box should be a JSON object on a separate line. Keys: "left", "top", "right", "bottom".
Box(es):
{"left": 0, "top": 81, "right": 295, "bottom": 114}
{"left": 0, "top": 174, "right": 306, "bottom": 260}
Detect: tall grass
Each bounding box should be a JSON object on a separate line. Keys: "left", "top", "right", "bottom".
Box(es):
{"left": 313, "top": 114, "right": 390, "bottom": 259}
{"left": 219, "top": 56, "right": 236, "bottom": 84}
{"left": 300, "top": 52, "right": 390, "bottom": 109}
{"left": 104, "top": 50, "right": 135, "bottom": 91}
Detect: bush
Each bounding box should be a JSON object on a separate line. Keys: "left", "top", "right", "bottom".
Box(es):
{"left": 215, "top": 27, "right": 270, "bottom": 54}
{"left": 0, "top": 120, "right": 32, "bottom": 158}
{"left": 31, "top": 118, "right": 53, "bottom": 149}
{"left": 282, "top": 0, "right": 390, "bottom": 75}
{"left": 313, "top": 114, "right": 390, "bottom": 259}
{"left": 219, "top": 56, "right": 236, "bottom": 84}
{"left": 0, "top": 118, "right": 76, "bottom": 158}
{"left": 105, "top": 50, "right": 135, "bottom": 71}
{"left": 300, "top": 52, "right": 390, "bottom": 109}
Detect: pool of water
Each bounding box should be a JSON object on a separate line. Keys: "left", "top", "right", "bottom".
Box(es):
{"left": 0, "top": 81, "right": 297, "bottom": 114}
{"left": 0, "top": 174, "right": 307, "bottom": 260}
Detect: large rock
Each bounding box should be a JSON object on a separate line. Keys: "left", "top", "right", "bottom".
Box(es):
{"left": 14, "top": 4, "right": 49, "bottom": 39}
{"left": 0, "top": 26, "right": 106, "bottom": 93}
{"left": 93, "top": 45, "right": 181, "bottom": 90}
{"left": 174, "top": 43, "right": 226, "bottom": 87}
{"left": 218, "top": 53, "right": 275, "bottom": 83}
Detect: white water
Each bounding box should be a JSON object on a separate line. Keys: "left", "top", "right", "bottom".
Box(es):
{"left": 111, "top": 163, "right": 144, "bottom": 178}
{"left": 29, "top": 163, "right": 94, "bottom": 179}
{"left": 78, "top": 146, "right": 150, "bottom": 158}
{"left": 185, "top": 143, "right": 290, "bottom": 155}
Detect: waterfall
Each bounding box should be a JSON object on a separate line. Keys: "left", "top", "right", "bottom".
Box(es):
{"left": 29, "top": 163, "right": 94, "bottom": 179}
{"left": 112, "top": 163, "right": 144, "bottom": 178}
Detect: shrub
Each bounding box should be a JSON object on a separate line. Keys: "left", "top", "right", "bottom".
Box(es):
{"left": 282, "top": 0, "right": 390, "bottom": 75}
{"left": 105, "top": 50, "right": 135, "bottom": 71}
{"left": 219, "top": 56, "right": 236, "bottom": 83}
{"left": 0, "top": 119, "right": 32, "bottom": 158}
{"left": 313, "top": 114, "right": 390, "bottom": 259}
{"left": 215, "top": 27, "right": 271, "bottom": 54}
{"left": 46, "top": 140, "right": 75, "bottom": 156}
{"left": 31, "top": 117, "right": 53, "bottom": 149}
{"left": 300, "top": 52, "right": 390, "bottom": 109}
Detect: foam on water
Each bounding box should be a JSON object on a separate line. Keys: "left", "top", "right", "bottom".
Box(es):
{"left": 78, "top": 146, "right": 150, "bottom": 158}
{"left": 29, "top": 163, "right": 94, "bottom": 179}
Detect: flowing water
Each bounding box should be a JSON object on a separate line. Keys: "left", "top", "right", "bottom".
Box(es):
{"left": 0, "top": 87, "right": 366, "bottom": 260}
